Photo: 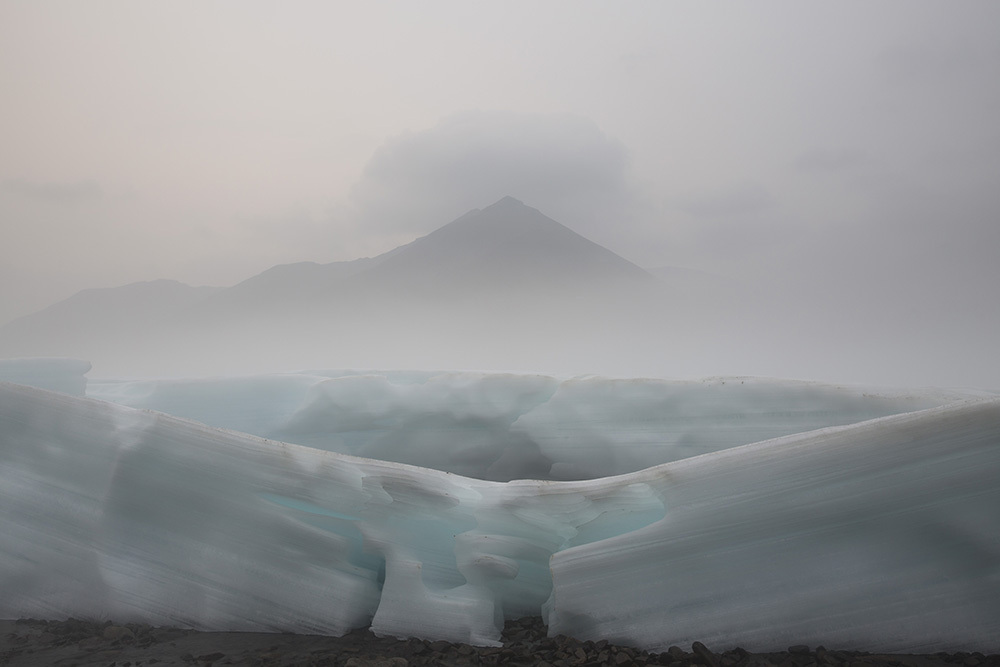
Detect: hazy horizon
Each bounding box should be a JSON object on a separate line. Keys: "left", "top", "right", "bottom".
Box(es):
{"left": 2, "top": 2, "right": 999, "bottom": 388}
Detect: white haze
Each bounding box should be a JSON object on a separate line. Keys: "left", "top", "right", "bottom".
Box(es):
{"left": 1, "top": 2, "right": 999, "bottom": 389}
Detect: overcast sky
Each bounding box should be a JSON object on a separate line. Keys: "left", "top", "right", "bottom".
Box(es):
{"left": 2, "top": 1, "right": 999, "bottom": 328}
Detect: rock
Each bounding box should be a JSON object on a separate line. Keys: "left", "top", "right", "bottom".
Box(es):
{"left": 669, "top": 646, "right": 690, "bottom": 661}
{"left": 789, "top": 646, "right": 812, "bottom": 656}
{"left": 694, "top": 641, "right": 720, "bottom": 667}
{"left": 103, "top": 625, "right": 136, "bottom": 642}
{"left": 345, "top": 658, "right": 409, "bottom": 667}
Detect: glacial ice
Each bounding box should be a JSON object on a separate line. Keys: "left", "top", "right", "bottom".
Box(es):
{"left": 2, "top": 368, "right": 999, "bottom": 653}
{"left": 0, "top": 357, "right": 90, "bottom": 396}
{"left": 87, "top": 370, "right": 971, "bottom": 481}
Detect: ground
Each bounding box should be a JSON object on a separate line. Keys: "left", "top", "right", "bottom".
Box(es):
{"left": 2, "top": 618, "right": 996, "bottom": 667}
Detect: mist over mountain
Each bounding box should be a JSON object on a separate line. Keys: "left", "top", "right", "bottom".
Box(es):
{"left": 197, "top": 196, "right": 657, "bottom": 315}
{"left": 0, "top": 281, "right": 223, "bottom": 357}
{"left": 359, "top": 196, "right": 654, "bottom": 294}
{"left": 4, "top": 195, "right": 995, "bottom": 388}
{"left": 0, "top": 198, "right": 674, "bottom": 378}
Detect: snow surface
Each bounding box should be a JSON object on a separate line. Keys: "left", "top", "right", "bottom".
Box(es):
{"left": 2, "top": 370, "right": 999, "bottom": 652}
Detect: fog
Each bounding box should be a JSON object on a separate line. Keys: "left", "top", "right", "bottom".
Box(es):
{"left": 1, "top": 2, "right": 999, "bottom": 388}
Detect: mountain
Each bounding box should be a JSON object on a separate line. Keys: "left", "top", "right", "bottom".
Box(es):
{"left": 0, "top": 198, "right": 667, "bottom": 377}
{"left": 357, "top": 196, "right": 654, "bottom": 294}
{"left": 192, "top": 196, "right": 655, "bottom": 315}
{"left": 0, "top": 280, "right": 222, "bottom": 356}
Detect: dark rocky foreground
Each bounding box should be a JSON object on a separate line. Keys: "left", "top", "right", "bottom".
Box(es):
{"left": 2, "top": 617, "right": 997, "bottom": 667}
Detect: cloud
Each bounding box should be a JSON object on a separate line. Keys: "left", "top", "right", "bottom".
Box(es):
{"left": 0, "top": 179, "right": 103, "bottom": 205}
{"left": 792, "top": 148, "right": 868, "bottom": 174}
{"left": 876, "top": 42, "right": 990, "bottom": 90}
{"left": 347, "top": 110, "right": 639, "bottom": 241}
{"left": 671, "top": 183, "right": 775, "bottom": 219}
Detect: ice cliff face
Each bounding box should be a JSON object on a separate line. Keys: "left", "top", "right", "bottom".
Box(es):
{"left": 1, "top": 373, "right": 999, "bottom": 652}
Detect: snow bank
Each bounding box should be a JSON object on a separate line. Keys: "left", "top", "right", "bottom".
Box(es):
{"left": 2, "top": 379, "right": 998, "bottom": 652}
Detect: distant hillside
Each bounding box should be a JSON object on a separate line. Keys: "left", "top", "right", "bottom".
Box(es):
{"left": 0, "top": 280, "right": 222, "bottom": 355}
{"left": 0, "top": 198, "right": 671, "bottom": 377}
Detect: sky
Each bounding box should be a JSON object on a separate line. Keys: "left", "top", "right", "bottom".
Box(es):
{"left": 2, "top": 1, "right": 999, "bottom": 357}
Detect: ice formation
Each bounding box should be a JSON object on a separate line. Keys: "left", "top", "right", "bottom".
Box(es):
{"left": 2, "top": 367, "right": 999, "bottom": 653}
{"left": 87, "top": 370, "right": 970, "bottom": 481}
{"left": 0, "top": 357, "right": 90, "bottom": 396}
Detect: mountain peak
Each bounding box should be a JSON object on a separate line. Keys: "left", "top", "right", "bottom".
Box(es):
{"left": 364, "top": 198, "right": 654, "bottom": 293}
{"left": 489, "top": 195, "right": 525, "bottom": 208}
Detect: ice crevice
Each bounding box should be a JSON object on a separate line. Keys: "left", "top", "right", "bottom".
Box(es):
{"left": 1, "top": 373, "right": 999, "bottom": 653}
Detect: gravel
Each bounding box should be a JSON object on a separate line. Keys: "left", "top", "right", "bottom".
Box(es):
{"left": 2, "top": 617, "right": 998, "bottom": 667}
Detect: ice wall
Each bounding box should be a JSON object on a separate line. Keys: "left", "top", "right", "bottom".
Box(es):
{"left": 87, "top": 371, "right": 969, "bottom": 481}
{"left": 548, "top": 399, "right": 1000, "bottom": 652}
{"left": 2, "top": 380, "right": 999, "bottom": 652}
{"left": 0, "top": 357, "right": 90, "bottom": 395}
